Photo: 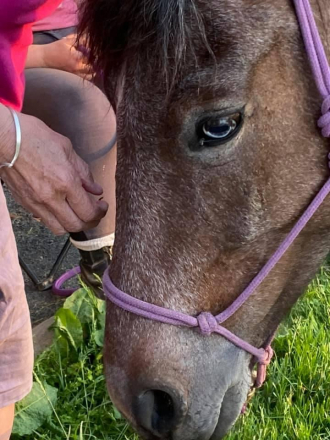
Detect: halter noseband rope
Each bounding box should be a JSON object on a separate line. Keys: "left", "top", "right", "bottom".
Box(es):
{"left": 103, "top": 0, "right": 330, "bottom": 389}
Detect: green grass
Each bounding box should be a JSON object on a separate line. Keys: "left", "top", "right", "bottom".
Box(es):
{"left": 12, "top": 269, "right": 330, "bottom": 440}
{"left": 226, "top": 268, "right": 330, "bottom": 440}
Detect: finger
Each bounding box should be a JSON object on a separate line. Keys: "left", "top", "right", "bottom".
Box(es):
{"left": 82, "top": 179, "right": 103, "bottom": 195}
{"left": 80, "top": 73, "right": 94, "bottom": 81}
{"left": 3, "top": 175, "right": 67, "bottom": 235}
{"left": 76, "top": 45, "right": 90, "bottom": 59}
{"left": 77, "top": 65, "right": 94, "bottom": 77}
{"left": 96, "top": 199, "right": 109, "bottom": 212}
{"left": 70, "top": 48, "right": 90, "bottom": 67}
{"left": 78, "top": 62, "right": 93, "bottom": 73}
{"left": 68, "top": 48, "right": 88, "bottom": 67}
{"left": 27, "top": 202, "right": 67, "bottom": 236}
{"left": 48, "top": 198, "right": 102, "bottom": 233}
{"left": 68, "top": 49, "right": 93, "bottom": 75}
{"left": 47, "top": 198, "right": 86, "bottom": 232}
{"left": 77, "top": 60, "right": 93, "bottom": 76}
{"left": 66, "top": 184, "right": 108, "bottom": 224}
{"left": 76, "top": 33, "right": 88, "bottom": 47}
{"left": 70, "top": 152, "right": 104, "bottom": 195}
{"left": 71, "top": 47, "right": 85, "bottom": 60}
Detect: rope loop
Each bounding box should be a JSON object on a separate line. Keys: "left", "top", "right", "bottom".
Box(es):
{"left": 197, "top": 312, "right": 218, "bottom": 336}
{"left": 259, "top": 346, "right": 274, "bottom": 366}
{"left": 254, "top": 346, "right": 274, "bottom": 388}
{"left": 318, "top": 95, "right": 330, "bottom": 138}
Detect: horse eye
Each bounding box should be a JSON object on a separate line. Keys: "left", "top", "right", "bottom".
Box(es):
{"left": 196, "top": 112, "right": 243, "bottom": 148}
{"left": 203, "top": 118, "right": 236, "bottom": 139}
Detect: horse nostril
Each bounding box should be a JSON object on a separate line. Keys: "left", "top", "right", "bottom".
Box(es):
{"left": 134, "top": 388, "right": 182, "bottom": 436}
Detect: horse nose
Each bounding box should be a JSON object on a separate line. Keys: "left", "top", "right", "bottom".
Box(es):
{"left": 133, "top": 387, "right": 186, "bottom": 436}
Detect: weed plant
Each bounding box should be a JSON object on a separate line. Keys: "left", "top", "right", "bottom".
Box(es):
{"left": 11, "top": 268, "right": 330, "bottom": 439}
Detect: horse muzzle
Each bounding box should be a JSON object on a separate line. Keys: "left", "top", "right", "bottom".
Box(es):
{"left": 130, "top": 381, "right": 249, "bottom": 440}
{"left": 104, "top": 330, "right": 252, "bottom": 440}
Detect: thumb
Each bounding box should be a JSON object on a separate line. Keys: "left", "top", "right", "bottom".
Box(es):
{"left": 71, "top": 151, "right": 104, "bottom": 195}
{"left": 82, "top": 179, "right": 104, "bottom": 196}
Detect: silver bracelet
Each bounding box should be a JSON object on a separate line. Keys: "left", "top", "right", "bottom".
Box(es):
{"left": 0, "top": 108, "right": 22, "bottom": 169}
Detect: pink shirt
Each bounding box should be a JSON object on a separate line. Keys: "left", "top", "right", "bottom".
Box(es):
{"left": 0, "top": 0, "right": 61, "bottom": 110}
{"left": 33, "top": 0, "right": 78, "bottom": 32}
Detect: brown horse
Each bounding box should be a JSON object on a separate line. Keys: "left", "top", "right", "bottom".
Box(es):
{"left": 80, "top": 0, "right": 330, "bottom": 438}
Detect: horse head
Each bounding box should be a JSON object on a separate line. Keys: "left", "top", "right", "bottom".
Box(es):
{"left": 80, "top": 0, "right": 330, "bottom": 438}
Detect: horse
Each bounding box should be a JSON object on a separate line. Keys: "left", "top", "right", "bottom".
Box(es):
{"left": 79, "top": 0, "right": 330, "bottom": 438}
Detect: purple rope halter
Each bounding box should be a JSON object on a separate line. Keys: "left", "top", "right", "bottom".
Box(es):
{"left": 103, "top": 0, "right": 330, "bottom": 389}
{"left": 53, "top": 266, "right": 81, "bottom": 297}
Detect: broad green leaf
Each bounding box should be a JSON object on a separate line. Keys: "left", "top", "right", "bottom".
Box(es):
{"left": 54, "top": 308, "right": 83, "bottom": 351}
{"left": 63, "top": 288, "right": 95, "bottom": 324}
{"left": 54, "top": 330, "right": 70, "bottom": 359}
{"left": 113, "top": 406, "right": 123, "bottom": 420}
{"left": 93, "top": 329, "right": 104, "bottom": 347}
{"left": 13, "top": 382, "right": 58, "bottom": 435}
{"left": 97, "top": 302, "right": 106, "bottom": 331}
{"left": 64, "top": 287, "right": 105, "bottom": 324}
{"left": 96, "top": 297, "right": 106, "bottom": 315}
{"left": 94, "top": 298, "right": 106, "bottom": 347}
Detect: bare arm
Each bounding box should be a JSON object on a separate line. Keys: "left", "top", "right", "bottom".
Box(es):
{"left": 26, "top": 35, "right": 91, "bottom": 78}
{"left": 0, "top": 105, "right": 16, "bottom": 165}
{"left": 0, "top": 102, "right": 108, "bottom": 234}
{"left": 25, "top": 44, "right": 46, "bottom": 69}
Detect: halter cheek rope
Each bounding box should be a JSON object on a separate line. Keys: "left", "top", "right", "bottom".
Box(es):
{"left": 103, "top": 0, "right": 330, "bottom": 389}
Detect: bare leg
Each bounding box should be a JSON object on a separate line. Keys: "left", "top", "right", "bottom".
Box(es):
{"left": 23, "top": 68, "right": 116, "bottom": 244}
{"left": 0, "top": 402, "right": 14, "bottom": 440}
{"left": 0, "top": 187, "right": 33, "bottom": 429}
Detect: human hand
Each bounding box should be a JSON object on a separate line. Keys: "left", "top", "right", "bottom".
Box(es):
{"left": 26, "top": 34, "right": 92, "bottom": 79}
{"left": 0, "top": 109, "right": 108, "bottom": 235}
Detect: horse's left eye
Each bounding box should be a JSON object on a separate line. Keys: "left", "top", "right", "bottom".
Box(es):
{"left": 196, "top": 112, "right": 243, "bottom": 148}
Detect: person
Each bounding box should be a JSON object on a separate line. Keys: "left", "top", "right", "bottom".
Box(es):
{"left": 0, "top": 1, "right": 115, "bottom": 438}
{"left": 32, "top": 0, "right": 78, "bottom": 42}
{"left": 25, "top": 0, "right": 117, "bottom": 293}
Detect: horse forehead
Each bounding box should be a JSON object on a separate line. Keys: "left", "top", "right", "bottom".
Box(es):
{"left": 136, "top": 2, "right": 287, "bottom": 80}
{"left": 118, "top": 0, "right": 291, "bottom": 114}
{"left": 205, "top": 0, "right": 286, "bottom": 32}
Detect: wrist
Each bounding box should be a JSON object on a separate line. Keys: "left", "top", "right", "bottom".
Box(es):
{"left": 40, "top": 44, "right": 57, "bottom": 69}
{"left": 0, "top": 105, "right": 16, "bottom": 166}
{"left": 26, "top": 45, "right": 47, "bottom": 69}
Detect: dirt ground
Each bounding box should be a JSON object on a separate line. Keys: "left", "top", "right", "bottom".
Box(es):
{"left": 4, "top": 185, "right": 80, "bottom": 326}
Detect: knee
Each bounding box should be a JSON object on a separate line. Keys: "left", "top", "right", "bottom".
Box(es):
{"left": 23, "top": 69, "right": 115, "bottom": 148}
{"left": 67, "top": 75, "right": 114, "bottom": 125}
{"left": 23, "top": 68, "right": 112, "bottom": 122}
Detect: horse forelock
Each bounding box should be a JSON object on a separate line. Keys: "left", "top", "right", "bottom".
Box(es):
{"left": 78, "top": 0, "right": 216, "bottom": 97}
{"left": 79, "top": 0, "right": 294, "bottom": 106}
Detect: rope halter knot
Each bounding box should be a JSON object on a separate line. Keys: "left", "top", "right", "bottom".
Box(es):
{"left": 319, "top": 96, "right": 330, "bottom": 138}
{"left": 260, "top": 346, "right": 274, "bottom": 366}
{"left": 255, "top": 346, "right": 274, "bottom": 389}
{"left": 197, "top": 312, "right": 219, "bottom": 336}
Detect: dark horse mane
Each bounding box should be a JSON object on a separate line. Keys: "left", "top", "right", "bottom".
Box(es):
{"left": 79, "top": 0, "right": 210, "bottom": 97}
